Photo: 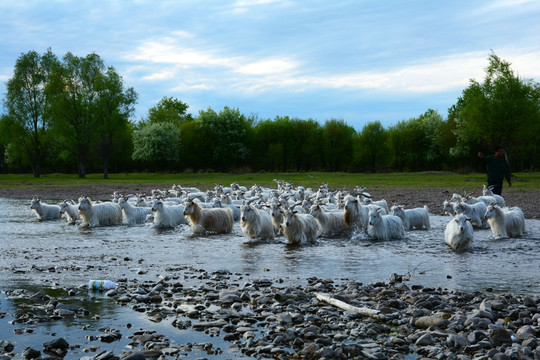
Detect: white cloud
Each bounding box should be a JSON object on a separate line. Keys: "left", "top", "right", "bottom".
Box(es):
{"left": 236, "top": 58, "right": 300, "bottom": 75}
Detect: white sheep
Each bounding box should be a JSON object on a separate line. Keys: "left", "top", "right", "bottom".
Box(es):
{"left": 344, "top": 196, "right": 386, "bottom": 231}
{"left": 30, "top": 198, "right": 62, "bottom": 221}
{"left": 453, "top": 201, "right": 487, "bottom": 228}
{"left": 390, "top": 205, "right": 430, "bottom": 230}
{"left": 240, "top": 201, "right": 275, "bottom": 241}
{"left": 484, "top": 203, "right": 526, "bottom": 238}
{"left": 135, "top": 194, "right": 151, "bottom": 208}
{"left": 151, "top": 199, "right": 188, "bottom": 228}
{"left": 362, "top": 197, "right": 389, "bottom": 213}
{"left": 269, "top": 202, "right": 286, "bottom": 236}
{"left": 309, "top": 204, "right": 348, "bottom": 237}
{"left": 442, "top": 199, "right": 457, "bottom": 216}
{"left": 445, "top": 214, "right": 474, "bottom": 250}
{"left": 482, "top": 185, "right": 506, "bottom": 207}
{"left": 213, "top": 198, "right": 241, "bottom": 221}
{"left": 78, "top": 197, "right": 122, "bottom": 227}
{"left": 183, "top": 200, "right": 234, "bottom": 235}
{"left": 59, "top": 200, "right": 80, "bottom": 224}
{"left": 282, "top": 208, "right": 319, "bottom": 245}
{"left": 367, "top": 208, "right": 405, "bottom": 241}
{"left": 118, "top": 197, "right": 152, "bottom": 225}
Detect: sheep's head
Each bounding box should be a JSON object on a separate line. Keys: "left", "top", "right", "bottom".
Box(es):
{"left": 309, "top": 204, "right": 322, "bottom": 217}
{"left": 483, "top": 203, "right": 498, "bottom": 220}
{"left": 454, "top": 214, "right": 471, "bottom": 232}
{"left": 30, "top": 198, "right": 40, "bottom": 209}
{"left": 183, "top": 200, "right": 197, "bottom": 216}
{"left": 78, "top": 197, "right": 92, "bottom": 212}
{"left": 368, "top": 208, "right": 382, "bottom": 226}
{"left": 390, "top": 205, "right": 405, "bottom": 217}
{"left": 240, "top": 205, "right": 255, "bottom": 223}
{"left": 284, "top": 209, "right": 298, "bottom": 226}
{"left": 151, "top": 199, "right": 163, "bottom": 212}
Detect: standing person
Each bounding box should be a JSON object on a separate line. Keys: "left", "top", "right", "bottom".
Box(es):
{"left": 477, "top": 145, "right": 512, "bottom": 195}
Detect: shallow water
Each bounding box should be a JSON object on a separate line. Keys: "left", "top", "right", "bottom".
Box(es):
{"left": 1, "top": 197, "right": 539, "bottom": 359}
{"left": 2, "top": 197, "right": 539, "bottom": 294}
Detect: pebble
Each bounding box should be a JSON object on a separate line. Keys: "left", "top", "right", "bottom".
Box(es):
{"left": 2, "top": 269, "right": 540, "bottom": 360}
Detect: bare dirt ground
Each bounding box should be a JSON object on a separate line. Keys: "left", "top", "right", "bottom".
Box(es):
{"left": 0, "top": 183, "right": 538, "bottom": 219}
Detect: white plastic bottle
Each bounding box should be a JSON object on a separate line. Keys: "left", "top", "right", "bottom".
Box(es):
{"left": 88, "top": 280, "right": 117, "bottom": 290}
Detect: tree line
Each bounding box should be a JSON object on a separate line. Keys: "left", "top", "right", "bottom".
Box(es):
{"left": 1, "top": 50, "right": 539, "bottom": 177}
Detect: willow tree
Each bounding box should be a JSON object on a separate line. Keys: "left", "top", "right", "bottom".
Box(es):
{"left": 4, "top": 49, "right": 57, "bottom": 177}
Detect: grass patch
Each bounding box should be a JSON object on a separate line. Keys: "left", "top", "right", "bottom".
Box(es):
{"left": 1, "top": 171, "right": 538, "bottom": 191}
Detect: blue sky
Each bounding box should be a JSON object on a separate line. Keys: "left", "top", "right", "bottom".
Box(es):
{"left": 1, "top": 0, "right": 539, "bottom": 130}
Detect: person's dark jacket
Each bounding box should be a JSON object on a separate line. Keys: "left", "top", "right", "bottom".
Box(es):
{"left": 481, "top": 155, "right": 511, "bottom": 183}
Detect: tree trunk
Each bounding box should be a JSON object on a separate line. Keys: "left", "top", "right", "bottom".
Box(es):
{"left": 103, "top": 156, "right": 109, "bottom": 179}
{"left": 33, "top": 148, "right": 41, "bottom": 178}
{"left": 78, "top": 154, "right": 86, "bottom": 178}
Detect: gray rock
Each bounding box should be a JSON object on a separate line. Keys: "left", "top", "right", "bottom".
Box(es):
{"left": 447, "top": 333, "right": 470, "bottom": 348}
{"left": 0, "top": 340, "right": 14, "bottom": 353}
{"left": 489, "top": 327, "right": 513, "bottom": 346}
{"left": 22, "top": 347, "right": 41, "bottom": 359}
{"left": 415, "top": 332, "right": 436, "bottom": 346}
{"left": 414, "top": 315, "right": 449, "bottom": 329}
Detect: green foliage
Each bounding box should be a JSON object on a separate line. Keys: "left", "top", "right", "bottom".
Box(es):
{"left": 321, "top": 119, "right": 355, "bottom": 171}
{"left": 3, "top": 49, "right": 540, "bottom": 175}
{"left": 4, "top": 49, "right": 57, "bottom": 176}
{"left": 451, "top": 52, "right": 540, "bottom": 171}
{"left": 196, "top": 106, "right": 252, "bottom": 171}
{"left": 354, "top": 120, "right": 389, "bottom": 172}
{"left": 132, "top": 122, "right": 181, "bottom": 171}
{"left": 387, "top": 109, "right": 444, "bottom": 171}
{"left": 139, "top": 96, "right": 193, "bottom": 128}
{"left": 45, "top": 52, "right": 137, "bottom": 178}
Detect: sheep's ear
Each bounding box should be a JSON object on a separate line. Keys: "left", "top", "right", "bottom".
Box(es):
{"left": 293, "top": 210, "right": 298, "bottom": 214}
{"left": 466, "top": 218, "right": 472, "bottom": 222}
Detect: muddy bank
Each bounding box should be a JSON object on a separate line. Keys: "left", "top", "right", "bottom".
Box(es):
{"left": 1, "top": 184, "right": 538, "bottom": 219}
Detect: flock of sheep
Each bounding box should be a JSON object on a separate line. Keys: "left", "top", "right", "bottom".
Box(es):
{"left": 29, "top": 181, "right": 526, "bottom": 250}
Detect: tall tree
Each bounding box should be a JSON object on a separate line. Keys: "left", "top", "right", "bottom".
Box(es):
{"left": 197, "top": 107, "right": 251, "bottom": 171}
{"left": 132, "top": 122, "right": 181, "bottom": 171}
{"left": 451, "top": 52, "right": 540, "bottom": 170}
{"left": 356, "top": 120, "right": 389, "bottom": 172}
{"left": 141, "top": 96, "right": 193, "bottom": 128}
{"left": 93, "top": 67, "right": 137, "bottom": 178}
{"left": 4, "top": 49, "right": 57, "bottom": 177}
{"left": 321, "top": 119, "right": 355, "bottom": 171}
{"left": 46, "top": 52, "right": 136, "bottom": 178}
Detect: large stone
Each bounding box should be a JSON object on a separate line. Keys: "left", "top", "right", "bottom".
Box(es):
{"left": 414, "top": 315, "right": 449, "bottom": 329}
{"left": 489, "top": 327, "right": 513, "bottom": 346}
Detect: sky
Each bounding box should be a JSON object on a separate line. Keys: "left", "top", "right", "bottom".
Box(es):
{"left": 1, "top": 0, "right": 540, "bottom": 130}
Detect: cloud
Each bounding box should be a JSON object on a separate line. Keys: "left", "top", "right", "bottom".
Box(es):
{"left": 125, "top": 34, "right": 540, "bottom": 100}
{"left": 236, "top": 58, "right": 300, "bottom": 75}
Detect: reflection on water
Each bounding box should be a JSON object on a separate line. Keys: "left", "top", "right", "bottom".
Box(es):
{"left": 1, "top": 197, "right": 539, "bottom": 295}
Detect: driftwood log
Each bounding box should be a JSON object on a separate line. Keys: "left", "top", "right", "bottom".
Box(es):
{"left": 315, "top": 292, "right": 386, "bottom": 321}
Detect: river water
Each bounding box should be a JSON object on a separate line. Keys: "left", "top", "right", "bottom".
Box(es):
{"left": 0, "top": 197, "right": 539, "bottom": 358}
{"left": 1, "top": 197, "right": 539, "bottom": 294}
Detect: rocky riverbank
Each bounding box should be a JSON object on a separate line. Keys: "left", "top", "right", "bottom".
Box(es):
{"left": 2, "top": 267, "right": 539, "bottom": 359}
